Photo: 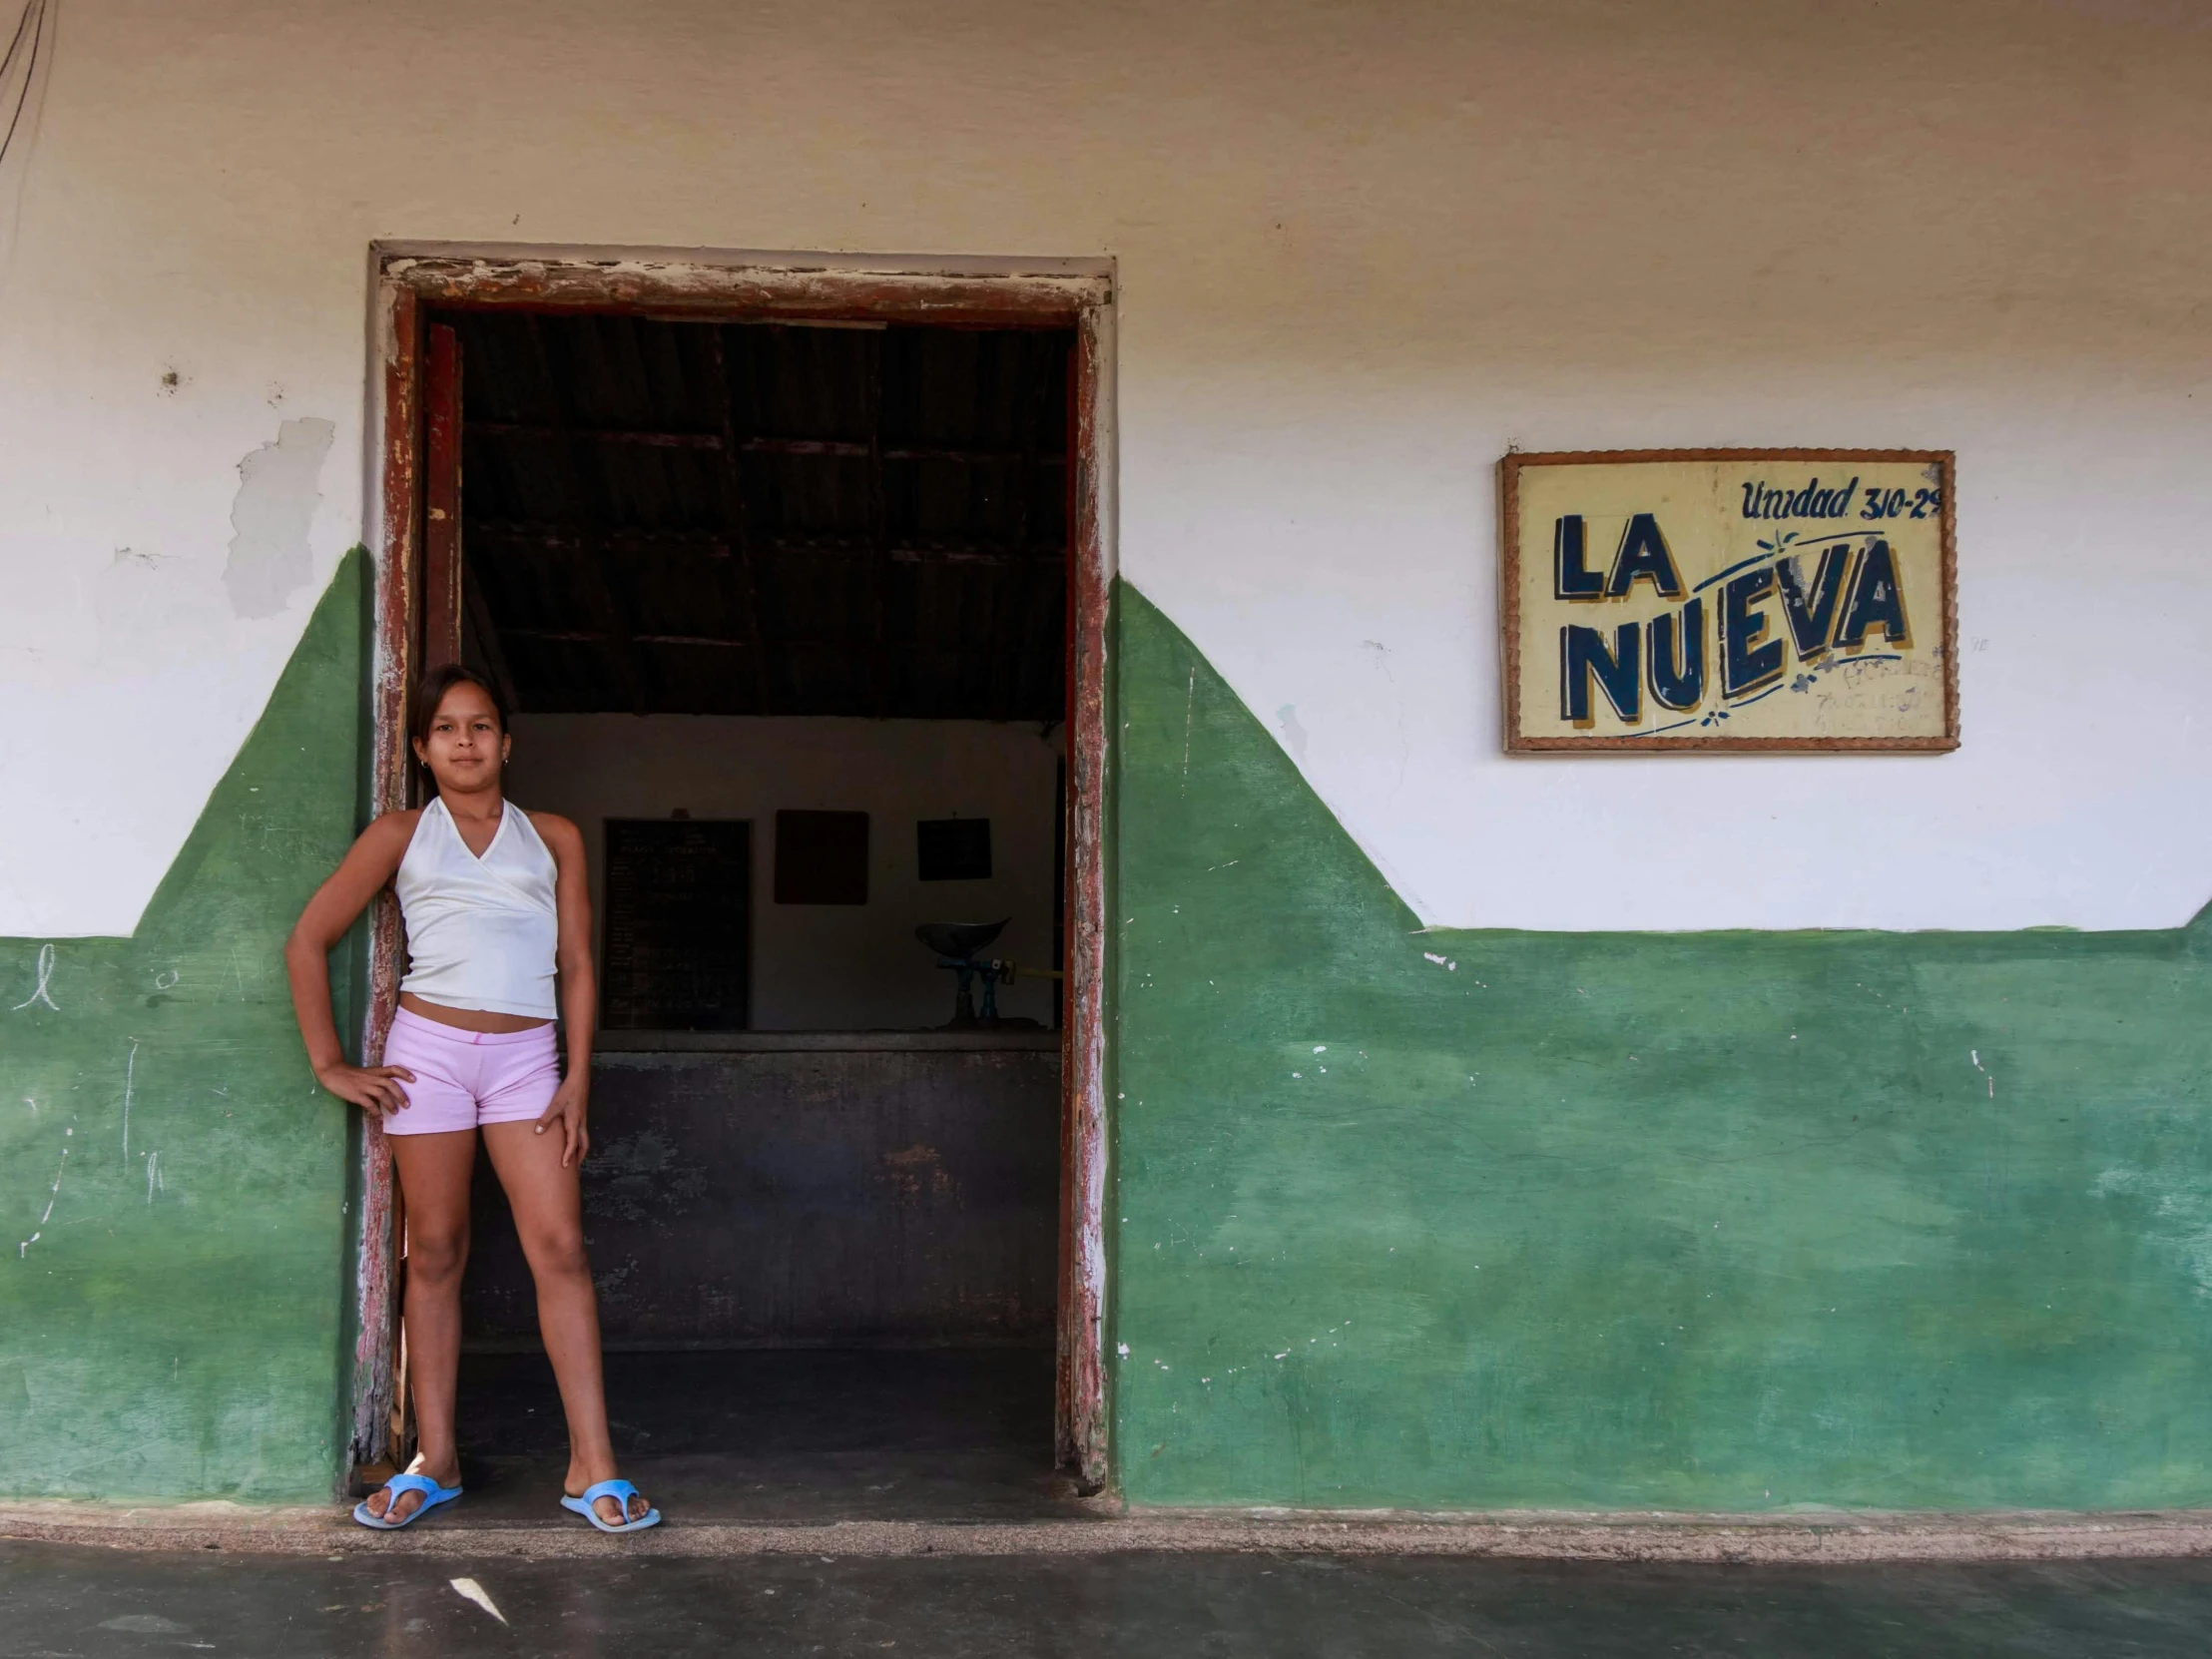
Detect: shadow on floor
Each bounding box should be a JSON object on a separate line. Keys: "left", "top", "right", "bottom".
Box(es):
{"left": 451, "top": 1347, "right": 1084, "bottom": 1522}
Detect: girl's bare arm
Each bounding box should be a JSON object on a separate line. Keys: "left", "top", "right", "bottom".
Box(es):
{"left": 530, "top": 812, "right": 597, "bottom": 1166}
{"left": 284, "top": 813, "right": 419, "bottom": 1115}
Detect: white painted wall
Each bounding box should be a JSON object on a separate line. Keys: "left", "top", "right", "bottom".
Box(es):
{"left": 6, "top": 0, "right": 2211, "bottom": 933}
{"left": 506, "top": 715, "right": 1062, "bottom": 1030}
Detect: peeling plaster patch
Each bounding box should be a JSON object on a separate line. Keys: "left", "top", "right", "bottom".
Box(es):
{"left": 1276, "top": 704, "right": 1309, "bottom": 763}
{"left": 222, "top": 417, "right": 333, "bottom": 620}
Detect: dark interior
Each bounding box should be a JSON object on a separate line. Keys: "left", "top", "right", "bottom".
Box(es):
{"left": 429, "top": 309, "right": 1082, "bottom": 1519}
{"left": 448, "top": 310, "right": 1070, "bottom": 721}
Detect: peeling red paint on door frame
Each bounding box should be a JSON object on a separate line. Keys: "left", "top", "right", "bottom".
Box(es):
{"left": 420, "top": 323, "right": 465, "bottom": 675}
{"left": 1057, "top": 307, "right": 1113, "bottom": 1491}
{"left": 348, "top": 273, "right": 417, "bottom": 1476}
{"left": 361, "top": 246, "right": 1117, "bottom": 1489}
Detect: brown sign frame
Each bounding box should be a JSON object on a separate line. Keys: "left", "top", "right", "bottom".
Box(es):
{"left": 1500, "top": 448, "right": 1959, "bottom": 754}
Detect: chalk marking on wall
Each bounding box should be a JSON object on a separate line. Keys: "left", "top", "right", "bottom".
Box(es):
{"left": 1181, "top": 668, "right": 1196, "bottom": 787}
{"left": 10, "top": 942, "right": 57, "bottom": 1010}
{"left": 153, "top": 969, "right": 178, "bottom": 990}
{"left": 121, "top": 1038, "right": 138, "bottom": 1163}
{"left": 18, "top": 1129, "right": 68, "bottom": 1257}
{"left": 145, "top": 1151, "right": 163, "bottom": 1204}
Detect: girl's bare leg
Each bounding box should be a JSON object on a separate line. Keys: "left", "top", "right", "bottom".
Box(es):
{"left": 369, "top": 1129, "right": 477, "bottom": 1521}
{"left": 480, "top": 1120, "right": 647, "bottom": 1523}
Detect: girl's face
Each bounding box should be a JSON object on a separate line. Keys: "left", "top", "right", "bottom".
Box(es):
{"left": 413, "top": 681, "right": 509, "bottom": 795}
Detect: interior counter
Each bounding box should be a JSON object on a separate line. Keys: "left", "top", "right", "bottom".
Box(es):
{"left": 462, "top": 1034, "right": 1062, "bottom": 1350}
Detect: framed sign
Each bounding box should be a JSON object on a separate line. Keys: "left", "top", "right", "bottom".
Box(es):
{"left": 1501, "top": 449, "right": 1956, "bottom": 753}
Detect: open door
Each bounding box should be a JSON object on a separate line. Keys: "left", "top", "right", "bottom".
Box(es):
{"left": 347, "top": 320, "right": 462, "bottom": 1487}
{"left": 355, "top": 255, "right": 1115, "bottom": 1499}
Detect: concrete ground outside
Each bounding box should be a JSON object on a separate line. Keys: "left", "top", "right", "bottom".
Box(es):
{"left": 11, "top": 1349, "right": 2210, "bottom": 1653}
{"left": 8, "top": 1540, "right": 2212, "bottom": 1656}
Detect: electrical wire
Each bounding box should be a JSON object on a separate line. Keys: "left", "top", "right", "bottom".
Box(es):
{"left": 0, "top": 0, "right": 48, "bottom": 177}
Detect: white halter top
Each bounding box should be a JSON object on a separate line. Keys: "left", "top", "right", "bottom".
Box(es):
{"left": 395, "top": 797, "right": 560, "bottom": 1020}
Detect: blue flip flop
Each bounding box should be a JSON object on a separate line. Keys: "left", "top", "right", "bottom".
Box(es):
{"left": 352, "top": 1471, "right": 463, "bottom": 1530}
{"left": 561, "top": 1478, "right": 661, "bottom": 1533}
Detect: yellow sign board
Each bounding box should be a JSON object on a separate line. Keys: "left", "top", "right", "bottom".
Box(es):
{"left": 1501, "top": 450, "right": 1956, "bottom": 753}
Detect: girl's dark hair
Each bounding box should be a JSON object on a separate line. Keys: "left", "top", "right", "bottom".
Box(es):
{"left": 410, "top": 663, "right": 508, "bottom": 752}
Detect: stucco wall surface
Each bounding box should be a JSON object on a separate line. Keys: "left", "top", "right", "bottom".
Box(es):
{"left": 0, "top": 554, "right": 365, "bottom": 1503}
{"left": 1112, "top": 581, "right": 2212, "bottom": 1511}
{"left": 4, "top": 0, "right": 2212, "bottom": 933}
{"left": 4, "top": 0, "right": 2212, "bottom": 1514}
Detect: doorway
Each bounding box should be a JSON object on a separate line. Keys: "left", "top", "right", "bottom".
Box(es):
{"left": 354, "top": 252, "right": 1113, "bottom": 1513}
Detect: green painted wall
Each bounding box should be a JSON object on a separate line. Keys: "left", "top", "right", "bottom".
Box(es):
{"left": 1111, "top": 583, "right": 2212, "bottom": 1512}
{"left": 7, "top": 556, "right": 2208, "bottom": 1513}
{"left": 0, "top": 553, "right": 367, "bottom": 1503}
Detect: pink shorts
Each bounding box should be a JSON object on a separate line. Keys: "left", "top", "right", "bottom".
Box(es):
{"left": 380, "top": 1006, "right": 560, "bottom": 1136}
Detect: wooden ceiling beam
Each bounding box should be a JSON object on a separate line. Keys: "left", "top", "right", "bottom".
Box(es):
{"left": 469, "top": 522, "right": 732, "bottom": 558}
{"left": 465, "top": 420, "right": 1062, "bottom": 467}
{"left": 506, "top": 628, "right": 755, "bottom": 649}
{"left": 502, "top": 625, "right": 1060, "bottom": 669}
{"left": 466, "top": 520, "right": 1057, "bottom": 567}
{"left": 466, "top": 420, "right": 721, "bottom": 449}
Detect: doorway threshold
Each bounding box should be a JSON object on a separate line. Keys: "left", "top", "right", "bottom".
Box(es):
{"left": 452, "top": 1350, "right": 1088, "bottom": 1525}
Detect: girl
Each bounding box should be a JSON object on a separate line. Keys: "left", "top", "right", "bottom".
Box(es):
{"left": 285, "top": 663, "right": 657, "bottom": 1533}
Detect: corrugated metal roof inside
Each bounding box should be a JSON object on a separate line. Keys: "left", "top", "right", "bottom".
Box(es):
{"left": 443, "top": 310, "right": 1073, "bottom": 722}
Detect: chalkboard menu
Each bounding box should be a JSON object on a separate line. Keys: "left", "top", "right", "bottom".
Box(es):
{"left": 601, "top": 820, "right": 752, "bottom": 1030}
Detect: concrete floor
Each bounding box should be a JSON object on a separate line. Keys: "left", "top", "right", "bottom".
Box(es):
{"left": 9, "top": 1542, "right": 2212, "bottom": 1656}
{"left": 22, "top": 1351, "right": 2204, "bottom": 1654}
{"left": 447, "top": 1348, "right": 1085, "bottom": 1523}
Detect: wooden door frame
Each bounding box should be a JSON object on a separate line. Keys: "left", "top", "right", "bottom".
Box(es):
{"left": 353, "top": 245, "right": 1118, "bottom": 1492}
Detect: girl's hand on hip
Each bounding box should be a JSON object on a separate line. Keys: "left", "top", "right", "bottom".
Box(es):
{"left": 536, "top": 1076, "right": 590, "bottom": 1168}
{"left": 315, "top": 1061, "right": 415, "bottom": 1117}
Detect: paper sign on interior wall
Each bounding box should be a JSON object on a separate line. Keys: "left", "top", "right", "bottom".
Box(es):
{"left": 1500, "top": 449, "right": 1957, "bottom": 753}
